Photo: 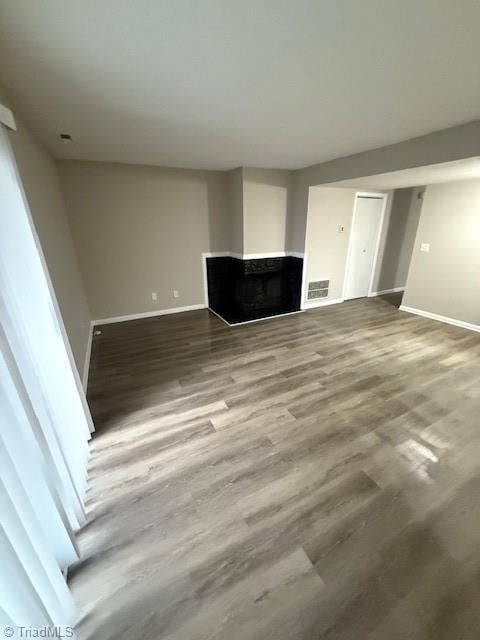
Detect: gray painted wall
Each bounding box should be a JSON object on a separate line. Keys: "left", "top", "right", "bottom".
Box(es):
{"left": 228, "top": 168, "right": 244, "bottom": 254}
{"left": 403, "top": 179, "right": 480, "bottom": 326}
{"left": 226, "top": 167, "right": 293, "bottom": 255}
{"left": 57, "top": 162, "right": 293, "bottom": 324}
{"left": 305, "top": 187, "right": 356, "bottom": 302}
{"left": 58, "top": 160, "right": 229, "bottom": 320}
{"left": 242, "top": 168, "right": 291, "bottom": 254}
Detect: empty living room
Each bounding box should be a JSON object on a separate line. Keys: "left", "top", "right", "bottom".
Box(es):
{"left": 2, "top": 1, "right": 480, "bottom": 638}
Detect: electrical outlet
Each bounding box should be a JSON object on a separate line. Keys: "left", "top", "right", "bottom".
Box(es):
{"left": 173, "top": 290, "right": 179, "bottom": 298}
{"left": 151, "top": 292, "right": 157, "bottom": 301}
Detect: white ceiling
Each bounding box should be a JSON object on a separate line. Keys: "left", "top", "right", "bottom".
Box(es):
{"left": 1, "top": 1, "right": 480, "bottom": 170}
{"left": 327, "top": 158, "right": 480, "bottom": 191}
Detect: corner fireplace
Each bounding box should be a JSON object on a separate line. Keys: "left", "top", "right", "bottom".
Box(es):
{"left": 206, "top": 255, "right": 303, "bottom": 324}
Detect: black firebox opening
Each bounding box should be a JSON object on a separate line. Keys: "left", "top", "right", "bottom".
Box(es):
{"left": 207, "top": 256, "right": 303, "bottom": 324}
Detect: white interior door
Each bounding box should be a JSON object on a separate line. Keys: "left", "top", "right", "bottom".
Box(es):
{"left": 344, "top": 195, "right": 385, "bottom": 300}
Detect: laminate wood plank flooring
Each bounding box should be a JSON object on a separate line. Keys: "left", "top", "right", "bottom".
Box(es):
{"left": 70, "top": 294, "right": 480, "bottom": 639}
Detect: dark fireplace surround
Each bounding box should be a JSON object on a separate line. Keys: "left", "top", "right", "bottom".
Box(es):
{"left": 206, "top": 255, "right": 303, "bottom": 324}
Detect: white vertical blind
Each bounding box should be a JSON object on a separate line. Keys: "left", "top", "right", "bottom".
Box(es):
{"left": 0, "top": 122, "right": 92, "bottom": 630}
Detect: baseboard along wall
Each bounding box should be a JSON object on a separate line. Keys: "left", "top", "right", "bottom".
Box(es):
{"left": 399, "top": 305, "right": 480, "bottom": 333}
{"left": 303, "top": 297, "right": 344, "bottom": 309}
{"left": 82, "top": 325, "right": 93, "bottom": 391}
{"left": 92, "top": 304, "right": 206, "bottom": 327}
{"left": 369, "top": 286, "right": 405, "bottom": 297}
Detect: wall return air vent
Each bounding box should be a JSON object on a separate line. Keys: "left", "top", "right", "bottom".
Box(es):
{"left": 307, "top": 280, "right": 329, "bottom": 300}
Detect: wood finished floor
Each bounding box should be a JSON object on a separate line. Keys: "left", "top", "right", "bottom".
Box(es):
{"left": 71, "top": 295, "right": 480, "bottom": 639}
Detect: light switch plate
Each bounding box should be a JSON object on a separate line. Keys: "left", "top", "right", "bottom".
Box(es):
{"left": 420, "top": 243, "right": 430, "bottom": 252}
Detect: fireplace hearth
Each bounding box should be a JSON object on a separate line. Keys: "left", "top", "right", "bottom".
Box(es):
{"left": 206, "top": 256, "right": 303, "bottom": 324}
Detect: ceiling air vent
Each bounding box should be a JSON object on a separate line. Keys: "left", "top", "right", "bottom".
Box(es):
{"left": 308, "top": 280, "right": 329, "bottom": 300}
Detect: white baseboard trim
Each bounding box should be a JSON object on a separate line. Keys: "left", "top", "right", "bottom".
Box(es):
{"left": 92, "top": 304, "right": 206, "bottom": 326}
{"left": 369, "top": 287, "right": 405, "bottom": 297}
{"left": 82, "top": 323, "right": 93, "bottom": 391}
{"left": 235, "top": 251, "right": 287, "bottom": 259}
{"left": 207, "top": 307, "right": 231, "bottom": 326}
{"left": 202, "top": 251, "right": 305, "bottom": 260}
{"left": 399, "top": 305, "right": 480, "bottom": 333}
{"left": 303, "top": 297, "right": 344, "bottom": 310}
{"left": 208, "top": 307, "right": 304, "bottom": 327}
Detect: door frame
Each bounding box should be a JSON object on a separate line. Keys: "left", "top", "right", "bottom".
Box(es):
{"left": 342, "top": 191, "right": 388, "bottom": 300}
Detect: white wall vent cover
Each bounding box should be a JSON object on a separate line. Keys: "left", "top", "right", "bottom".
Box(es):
{"left": 308, "top": 280, "right": 329, "bottom": 300}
